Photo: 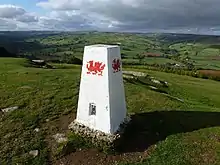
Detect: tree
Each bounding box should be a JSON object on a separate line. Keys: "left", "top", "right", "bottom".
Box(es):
{"left": 65, "top": 56, "right": 82, "bottom": 65}
{"left": 136, "top": 53, "right": 145, "bottom": 64}
{"left": 184, "top": 52, "right": 189, "bottom": 55}
{"left": 121, "top": 53, "right": 127, "bottom": 59}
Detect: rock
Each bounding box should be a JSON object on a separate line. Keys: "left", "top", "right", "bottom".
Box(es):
{"left": 123, "top": 75, "right": 135, "bottom": 79}
{"left": 149, "top": 86, "right": 158, "bottom": 90}
{"left": 53, "top": 133, "right": 68, "bottom": 143}
{"left": 164, "top": 94, "right": 184, "bottom": 103}
{"left": 176, "top": 98, "right": 184, "bottom": 103}
{"left": 123, "top": 71, "right": 147, "bottom": 77}
{"left": 1, "top": 106, "right": 19, "bottom": 113}
{"left": 29, "top": 150, "right": 39, "bottom": 157}
{"left": 68, "top": 117, "right": 130, "bottom": 145}
{"left": 152, "top": 79, "right": 161, "bottom": 84}
{"left": 34, "top": 128, "right": 40, "bottom": 132}
{"left": 20, "top": 86, "right": 32, "bottom": 89}
{"left": 3, "top": 133, "right": 13, "bottom": 139}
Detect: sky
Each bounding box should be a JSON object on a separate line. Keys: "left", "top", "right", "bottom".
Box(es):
{"left": 0, "top": 0, "right": 220, "bottom": 34}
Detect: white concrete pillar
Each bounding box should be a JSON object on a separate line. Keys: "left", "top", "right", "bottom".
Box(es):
{"left": 75, "top": 44, "right": 127, "bottom": 134}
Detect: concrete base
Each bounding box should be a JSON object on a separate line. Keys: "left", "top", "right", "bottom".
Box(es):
{"left": 68, "top": 116, "right": 131, "bottom": 143}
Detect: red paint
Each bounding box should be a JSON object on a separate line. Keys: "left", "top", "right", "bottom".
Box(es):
{"left": 86, "top": 60, "right": 106, "bottom": 76}
{"left": 112, "top": 59, "right": 121, "bottom": 73}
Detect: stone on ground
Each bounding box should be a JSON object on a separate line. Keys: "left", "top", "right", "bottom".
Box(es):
{"left": 1, "top": 106, "right": 19, "bottom": 113}
{"left": 29, "top": 150, "right": 39, "bottom": 157}
{"left": 53, "top": 133, "right": 68, "bottom": 143}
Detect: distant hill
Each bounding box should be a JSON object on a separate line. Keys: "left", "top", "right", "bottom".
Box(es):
{"left": 155, "top": 33, "right": 220, "bottom": 44}
{"left": 0, "top": 47, "right": 16, "bottom": 57}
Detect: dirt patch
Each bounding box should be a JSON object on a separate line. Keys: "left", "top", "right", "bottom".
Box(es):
{"left": 44, "top": 113, "right": 76, "bottom": 134}
{"left": 54, "top": 149, "right": 147, "bottom": 165}
{"left": 52, "top": 114, "right": 76, "bottom": 132}
{"left": 42, "top": 113, "right": 76, "bottom": 164}
{"left": 48, "top": 113, "right": 154, "bottom": 165}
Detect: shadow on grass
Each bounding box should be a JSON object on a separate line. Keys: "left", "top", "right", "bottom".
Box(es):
{"left": 116, "top": 111, "right": 220, "bottom": 153}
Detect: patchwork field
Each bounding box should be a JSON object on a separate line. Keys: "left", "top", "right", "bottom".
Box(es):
{"left": 199, "top": 70, "right": 220, "bottom": 78}
{"left": 1, "top": 58, "right": 220, "bottom": 165}
{"left": 170, "top": 43, "right": 220, "bottom": 70}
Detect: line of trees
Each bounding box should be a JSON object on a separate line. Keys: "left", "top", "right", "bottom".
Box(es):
{"left": 123, "top": 63, "right": 220, "bottom": 82}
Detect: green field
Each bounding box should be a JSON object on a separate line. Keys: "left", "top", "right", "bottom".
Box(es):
{"left": 2, "top": 32, "right": 220, "bottom": 71}
{"left": 23, "top": 33, "right": 220, "bottom": 71}
{"left": 170, "top": 43, "right": 220, "bottom": 70}
{"left": 1, "top": 58, "right": 220, "bottom": 165}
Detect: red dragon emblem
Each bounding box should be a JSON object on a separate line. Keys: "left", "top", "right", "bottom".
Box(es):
{"left": 112, "top": 58, "right": 121, "bottom": 73}
{"left": 86, "top": 60, "right": 106, "bottom": 76}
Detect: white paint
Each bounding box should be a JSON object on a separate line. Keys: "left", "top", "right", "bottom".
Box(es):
{"left": 75, "top": 44, "right": 127, "bottom": 134}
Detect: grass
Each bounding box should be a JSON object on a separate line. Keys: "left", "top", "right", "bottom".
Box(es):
{"left": 117, "top": 111, "right": 220, "bottom": 165}
{"left": 2, "top": 32, "right": 220, "bottom": 71}
{"left": 143, "top": 58, "right": 179, "bottom": 65}
{"left": 7, "top": 32, "right": 220, "bottom": 71}
{"left": 0, "top": 58, "right": 80, "bottom": 164}
{"left": 169, "top": 42, "right": 220, "bottom": 70}
{"left": 23, "top": 33, "right": 161, "bottom": 60}
{"left": 123, "top": 58, "right": 180, "bottom": 65}
{"left": 1, "top": 58, "right": 220, "bottom": 164}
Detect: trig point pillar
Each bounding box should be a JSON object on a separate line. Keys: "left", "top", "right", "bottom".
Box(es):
{"left": 75, "top": 44, "right": 127, "bottom": 135}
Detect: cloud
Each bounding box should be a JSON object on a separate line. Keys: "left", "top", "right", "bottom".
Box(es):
{"left": 37, "top": 10, "right": 118, "bottom": 31}
{"left": 1, "top": 0, "right": 220, "bottom": 34}
{"left": 16, "top": 13, "right": 38, "bottom": 23}
{"left": 0, "top": 5, "right": 25, "bottom": 18}
{"left": 0, "top": 3, "right": 112, "bottom": 31}
{"left": 0, "top": 18, "right": 17, "bottom": 30}
{"left": 0, "top": 4, "right": 40, "bottom": 31}
{"left": 38, "top": 12, "right": 90, "bottom": 30}
{"left": 36, "top": 0, "right": 220, "bottom": 33}
{"left": 0, "top": 4, "right": 38, "bottom": 24}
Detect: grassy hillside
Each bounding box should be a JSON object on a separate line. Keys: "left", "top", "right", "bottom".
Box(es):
{"left": 20, "top": 32, "right": 220, "bottom": 72}
{"left": 170, "top": 43, "right": 220, "bottom": 70}
{"left": 1, "top": 58, "right": 220, "bottom": 165}
{"left": 1, "top": 32, "right": 220, "bottom": 72}
{"left": 24, "top": 33, "right": 161, "bottom": 59}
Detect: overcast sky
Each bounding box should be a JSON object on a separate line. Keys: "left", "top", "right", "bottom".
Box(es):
{"left": 0, "top": 0, "right": 219, "bottom": 34}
